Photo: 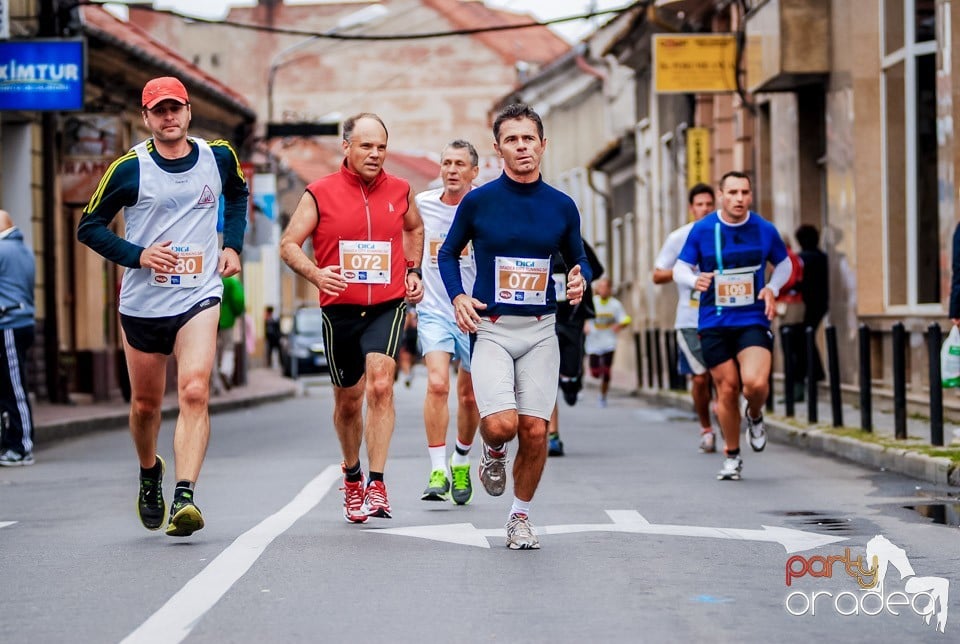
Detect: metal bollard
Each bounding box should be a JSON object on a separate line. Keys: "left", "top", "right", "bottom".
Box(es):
{"left": 927, "top": 323, "right": 944, "bottom": 446}
{"left": 645, "top": 329, "right": 655, "bottom": 390}
{"left": 781, "top": 325, "right": 795, "bottom": 418}
{"left": 859, "top": 324, "right": 873, "bottom": 432}
{"left": 892, "top": 322, "right": 907, "bottom": 440}
{"left": 654, "top": 328, "right": 664, "bottom": 390}
{"left": 634, "top": 332, "right": 644, "bottom": 390}
{"left": 826, "top": 326, "right": 843, "bottom": 427}
{"left": 806, "top": 326, "right": 818, "bottom": 424}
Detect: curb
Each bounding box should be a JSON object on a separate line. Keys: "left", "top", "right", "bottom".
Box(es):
{"left": 34, "top": 388, "right": 297, "bottom": 447}
{"left": 634, "top": 389, "right": 960, "bottom": 488}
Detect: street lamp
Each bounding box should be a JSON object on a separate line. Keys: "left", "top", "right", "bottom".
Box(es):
{"left": 266, "top": 4, "right": 388, "bottom": 131}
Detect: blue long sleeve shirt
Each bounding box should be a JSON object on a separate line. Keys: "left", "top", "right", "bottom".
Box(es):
{"left": 438, "top": 173, "right": 591, "bottom": 317}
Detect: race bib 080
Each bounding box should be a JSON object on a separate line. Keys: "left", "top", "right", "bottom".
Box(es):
{"left": 151, "top": 242, "right": 204, "bottom": 288}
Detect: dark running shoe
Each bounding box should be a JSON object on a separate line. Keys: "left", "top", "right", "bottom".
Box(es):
{"left": 165, "top": 490, "right": 205, "bottom": 537}
{"left": 137, "top": 455, "right": 166, "bottom": 531}
{"left": 548, "top": 435, "right": 564, "bottom": 457}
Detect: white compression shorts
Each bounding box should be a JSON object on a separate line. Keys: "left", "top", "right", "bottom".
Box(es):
{"left": 471, "top": 314, "right": 559, "bottom": 420}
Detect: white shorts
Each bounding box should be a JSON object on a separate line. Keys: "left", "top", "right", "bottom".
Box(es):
{"left": 417, "top": 309, "right": 472, "bottom": 371}
{"left": 471, "top": 314, "right": 559, "bottom": 420}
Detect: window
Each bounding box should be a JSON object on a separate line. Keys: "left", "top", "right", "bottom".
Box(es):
{"left": 881, "top": 0, "right": 939, "bottom": 309}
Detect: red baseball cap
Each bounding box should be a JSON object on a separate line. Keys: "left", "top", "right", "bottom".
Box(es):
{"left": 142, "top": 77, "right": 189, "bottom": 109}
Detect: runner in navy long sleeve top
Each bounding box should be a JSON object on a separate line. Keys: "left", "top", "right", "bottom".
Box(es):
{"left": 436, "top": 103, "right": 591, "bottom": 550}
{"left": 438, "top": 173, "right": 591, "bottom": 316}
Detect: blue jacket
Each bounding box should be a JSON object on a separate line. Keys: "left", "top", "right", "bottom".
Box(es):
{"left": 0, "top": 226, "right": 36, "bottom": 330}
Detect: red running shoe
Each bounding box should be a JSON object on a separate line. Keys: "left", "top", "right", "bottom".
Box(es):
{"left": 341, "top": 465, "right": 368, "bottom": 524}
{"left": 364, "top": 480, "right": 392, "bottom": 519}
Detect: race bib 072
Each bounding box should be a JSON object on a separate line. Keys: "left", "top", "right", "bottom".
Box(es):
{"left": 339, "top": 240, "right": 391, "bottom": 284}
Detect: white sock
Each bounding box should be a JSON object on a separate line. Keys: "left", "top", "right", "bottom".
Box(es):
{"left": 451, "top": 440, "right": 471, "bottom": 466}
{"left": 510, "top": 497, "right": 531, "bottom": 518}
{"left": 428, "top": 445, "right": 447, "bottom": 473}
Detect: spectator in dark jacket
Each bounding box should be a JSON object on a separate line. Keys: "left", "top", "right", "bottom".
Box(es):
{"left": 795, "top": 224, "right": 828, "bottom": 391}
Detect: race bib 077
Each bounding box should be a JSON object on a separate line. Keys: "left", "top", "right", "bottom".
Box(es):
{"left": 494, "top": 256, "right": 549, "bottom": 305}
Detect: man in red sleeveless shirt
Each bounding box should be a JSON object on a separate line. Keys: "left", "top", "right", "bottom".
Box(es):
{"left": 280, "top": 113, "right": 424, "bottom": 523}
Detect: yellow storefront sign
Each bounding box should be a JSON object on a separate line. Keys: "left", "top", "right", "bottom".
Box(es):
{"left": 654, "top": 34, "right": 737, "bottom": 94}
{"left": 686, "top": 128, "right": 710, "bottom": 190}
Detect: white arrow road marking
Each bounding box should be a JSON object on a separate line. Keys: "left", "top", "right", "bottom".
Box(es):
{"left": 0, "top": 521, "right": 16, "bottom": 530}
{"left": 369, "top": 510, "right": 848, "bottom": 553}
{"left": 121, "top": 464, "right": 341, "bottom": 644}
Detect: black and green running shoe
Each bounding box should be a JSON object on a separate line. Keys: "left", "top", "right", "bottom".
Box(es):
{"left": 137, "top": 455, "right": 166, "bottom": 531}
{"left": 165, "top": 491, "right": 205, "bottom": 537}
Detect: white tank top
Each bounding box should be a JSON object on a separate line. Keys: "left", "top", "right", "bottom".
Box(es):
{"left": 415, "top": 188, "right": 476, "bottom": 318}
{"left": 119, "top": 138, "right": 224, "bottom": 317}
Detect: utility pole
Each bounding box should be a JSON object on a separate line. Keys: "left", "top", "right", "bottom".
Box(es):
{"left": 39, "top": 0, "right": 63, "bottom": 402}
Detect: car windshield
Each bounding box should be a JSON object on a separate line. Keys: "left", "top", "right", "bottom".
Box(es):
{"left": 296, "top": 309, "right": 324, "bottom": 334}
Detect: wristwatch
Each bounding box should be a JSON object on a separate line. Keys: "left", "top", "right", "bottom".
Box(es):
{"left": 406, "top": 266, "right": 422, "bottom": 278}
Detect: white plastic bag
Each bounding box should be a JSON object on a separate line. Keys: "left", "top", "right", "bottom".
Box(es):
{"left": 941, "top": 325, "right": 960, "bottom": 388}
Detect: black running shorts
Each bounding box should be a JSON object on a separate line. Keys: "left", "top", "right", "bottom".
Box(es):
{"left": 699, "top": 325, "right": 774, "bottom": 369}
{"left": 322, "top": 298, "right": 407, "bottom": 388}
{"left": 120, "top": 296, "right": 220, "bottom": 356}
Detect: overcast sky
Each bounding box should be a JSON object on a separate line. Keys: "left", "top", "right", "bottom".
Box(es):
{"left": 116, "top": 0, "right": 631, "bottom": 43}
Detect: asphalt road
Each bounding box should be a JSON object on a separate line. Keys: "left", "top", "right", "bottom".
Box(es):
{"left": 1, "top": 374, "right": 957, "bottom": 643}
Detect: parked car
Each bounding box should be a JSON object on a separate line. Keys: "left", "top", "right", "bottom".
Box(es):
{"left": 280, "top": 307, "right": 328, "bottom": 377}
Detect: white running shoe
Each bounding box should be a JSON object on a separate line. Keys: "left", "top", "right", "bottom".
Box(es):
{"left": 746, "top": 414, "right": 767, "bottom": 452}
{"left": 505, "top": 513, "right": 540, "bottom": 549}
{"left": 478, "top": 443, "right": 507, "bottom": 496}
{"left": 717, "top": 455, "right": 743, "bottom": 480}
{"left": 699, "top": 431, "right": 716, "bottom": 453}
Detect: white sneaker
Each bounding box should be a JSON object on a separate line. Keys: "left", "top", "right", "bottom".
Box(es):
{"left": 746, "top": 414, "right": 767, "bottom": 452}
{"left": 505, "top": 513, "right": 540, "bottom": 549}
{"left": 699, "top": 431, "right": 716, "bottom": 453}
{"left": 717, "top": 455, "right": 743, "bottom": 480}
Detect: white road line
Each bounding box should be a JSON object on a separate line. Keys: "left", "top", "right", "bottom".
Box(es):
{"left": 0, "top": 521, "right": 16, "bottom": 530}
{"left": 121, "top": 464, "right": 341, "bottom": 644}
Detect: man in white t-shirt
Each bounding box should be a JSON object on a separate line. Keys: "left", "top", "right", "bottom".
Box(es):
{"left": 652, "top": 183, "right": 716, "bottom": 452}
{"left": 584, "top": 278, "right": 631, "bottom": 406}
{"left": 415, "top": 140, "right": 481, "bottom": 505}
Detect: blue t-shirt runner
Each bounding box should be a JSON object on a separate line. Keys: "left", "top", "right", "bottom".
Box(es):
{"left": 676, "top": 210, "right": 789, "bottom": 330}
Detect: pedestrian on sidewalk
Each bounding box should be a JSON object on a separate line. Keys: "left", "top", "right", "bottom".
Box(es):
{"left": 77, "top": 76, "right": 249, "bottom": 536}
{"left": 264, "top": 306, "right": 281, "bottom": 369}
{"left": 212, "top": 274, "right": 244, "bottom": 394}
{"left": 439, "top": 103, "right": 593, "bottom": 549}
{"left": 280, "top": 112, "right": 424, "bottom": 524}
{"left": 415, "top": 139, "right": 481, "bottom": 505}
{"left": 652, "top": 183, "right": 716, "bottom": 452}
{"left": 674, "top": 171, "right": 792, "bottom": 481}
{"left": 0, "top": 209, "right": 36, "bottom": 467}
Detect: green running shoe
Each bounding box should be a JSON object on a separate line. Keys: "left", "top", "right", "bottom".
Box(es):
{"left": 137, "top": 455, "right": 166, "bottom": 531}
{"left": 449, "top": 457, "right": 473, "bottom": 506}
{"left": 421, "top": 468, "right": 450, "bottom": 501}
{"left": 165, "top": 490, "right": 205, "bottom": 537}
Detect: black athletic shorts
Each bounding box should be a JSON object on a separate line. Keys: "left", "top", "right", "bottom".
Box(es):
{"left": 120, "top": 296, "right": 220, "bottom": 356}
{"left": 322, "top": 298, "right": 407, "bottom": 388}
{"left": 699, "top": 325, "right": 774, "bottom": 369}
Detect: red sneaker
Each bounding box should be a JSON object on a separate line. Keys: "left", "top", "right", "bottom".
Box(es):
{"left": 364, "top": 480, "right": 392, "bottom": 519}
{"left": 341, "top": 465, "right": 367, "bottom": 524}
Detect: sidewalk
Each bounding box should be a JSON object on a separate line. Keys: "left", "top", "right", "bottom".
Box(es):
{"left": 633, "top": 386, "right": 960, "bottom": 488}
{"left": 31, "top": 367, "right": 297, "bottom": 446}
